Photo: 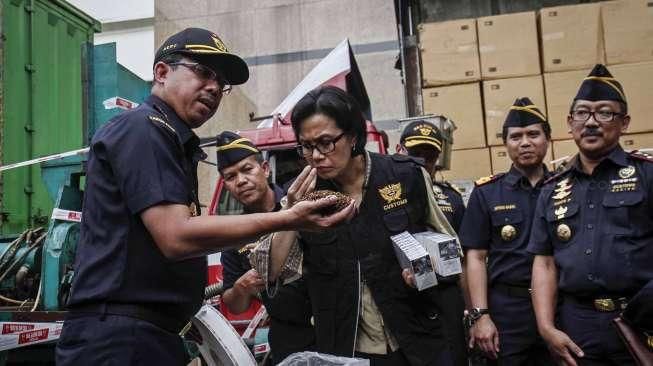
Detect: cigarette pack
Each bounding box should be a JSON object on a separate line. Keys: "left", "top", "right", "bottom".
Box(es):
{"left": 391, "top": 231, "right": 438, "bottom": 291}
{"left": 413, "top": 231, "right": 462, "bottom": 277}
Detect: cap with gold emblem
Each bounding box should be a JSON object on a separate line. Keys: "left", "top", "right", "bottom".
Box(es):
{"left": 400, "top": 120, "right": 444, "bottom": 152}
{"left": 574, "top": 64, "right": 626, "bottom": 105}
{"left": 154, "top": 27, "right": 249, "bottom": 85}
{"left": 215, "top": 131, "right": 260, "bottom": 170}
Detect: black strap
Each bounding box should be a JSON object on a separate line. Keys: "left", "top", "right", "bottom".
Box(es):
{"left": 67, "top": 303, "right": 188, "bottom": 333}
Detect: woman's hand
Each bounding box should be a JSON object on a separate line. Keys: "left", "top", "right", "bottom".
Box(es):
{"left": 285, "top": 166, "right": 317, "bottom": 209}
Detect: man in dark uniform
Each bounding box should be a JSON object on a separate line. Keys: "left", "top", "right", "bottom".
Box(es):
{"left": 529, "top": 64, "right": 653, "bottom": 366}
{"left": 398, "top": 120, "right": 468, "bottom": 366}
{"left": 55, "top": 28, "right": 354, "bottom": 366}
{"left": 216, "top": 131, "right": 314, "bottom": 364}
{"left": 461, "top": 98, "right": 554, "bottom": 365}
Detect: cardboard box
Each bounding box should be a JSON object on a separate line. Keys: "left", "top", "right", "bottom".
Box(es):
{"left": 490, "top": 145, "right": 554, "bottom": 174}
{"left": 422, "top": 83, "right": 485, "bottom": 150}
{"left": 478, "top": 11, "right": 540, "bottom": 79}
{"left": 622, "top": 132, "right": 653, "bottom": 151}
{"left": 483, "top": 75, "right": 547, "bottom": 146}
{"left": 609, "top": 62, "right": 653, "bottom": 134}
{"left": 543, "top": 69, "right": 587, "bottom": 140}
{"left": 419, "top": 19, "right": 481, "bottom": 86}
{"left": 441, "top": 148, "right": 492, "bottom": 181}
{"left": 602, "top": 0, "right": 653, "bottom": 65}
{"left": 539, "top": 3, "right": 605, "bottom": 72}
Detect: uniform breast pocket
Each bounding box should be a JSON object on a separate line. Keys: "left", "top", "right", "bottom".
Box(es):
{"left": 602, "top": 190, "right": 644, "bottom": 235}
{"left": 300, "top": 231, "right": 338, "bottom": 275}
{"left": 383, "top": 208, "right": 409, "bottom": 234}
{"left": 545, "top": 202, "right": 580, "bottom": 247}
{"left": 490, "top": 209, "right": 524, "bottom": 245}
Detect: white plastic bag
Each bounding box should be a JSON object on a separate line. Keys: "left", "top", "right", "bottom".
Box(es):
{"left": 278, "top": 351, "right": 370, "bottom": 366}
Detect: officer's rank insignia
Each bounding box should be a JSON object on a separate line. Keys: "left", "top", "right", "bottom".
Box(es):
{"left": 189, "top": 202, "right": 198, "bottom": 217}
{"left": 556, "top": 223, "right": 572, "bottom": 241}
{"left": 552, "top": 178, "right": 573, "bottom": 206}
{"left": 618, "top": 165, "right": 635, "bottom": 179}
{"left": 552, "top": 190, "right": 571, "bottom": 200}
{"left": 379, "top": 183, "right": 407, "bottom": 211}
{"left": 501, "top": 225, "right": 517, "bottom": 241}
{"left": 554, "top": 206, "right": 568, "bottom": 220}
{"left": 419, "top": 126, "right": 432, "bottom": 136}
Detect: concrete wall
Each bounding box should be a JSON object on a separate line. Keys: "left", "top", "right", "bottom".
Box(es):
{"left": 155, "top": 0, "right": 405, "bottom": 207}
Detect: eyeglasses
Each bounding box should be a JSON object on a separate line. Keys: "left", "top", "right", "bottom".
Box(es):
{"left": 168, "top": 62, "right": 232, "bottom": 95}
{"left": 296, "top": 133, "right": 346, "bottom": 157}
{"left": 570, "top": 110, "right": 625, "bottom": 123}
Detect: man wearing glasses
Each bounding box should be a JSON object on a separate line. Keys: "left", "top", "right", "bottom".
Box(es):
{"left": 528, "top": 64, "right": 653, "bottom": 366}
{"left": 56, "top": 28, "right": 354, "bottom": 366}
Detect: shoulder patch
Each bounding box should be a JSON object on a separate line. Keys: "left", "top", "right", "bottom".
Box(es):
{"left": 474, "top": 173, "right": 503, "bottom": 187}
{"left": 148, "top": 115, "right": 176, "bottom": 134}
{"left": 629, "top": 150, "right": 653, "bottom": 163}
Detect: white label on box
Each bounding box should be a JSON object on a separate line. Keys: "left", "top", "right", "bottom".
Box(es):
{"left": 542, "top": 32, "right": 565, "bottom": 41}
{"left": 457, "top": 44, "right": 474, "bottom": 52}
{"left": 479, "top": 45, "right": 496, "bottom": 53}
{"left": 486, "top": 110, "right": 504, "bottom": 117}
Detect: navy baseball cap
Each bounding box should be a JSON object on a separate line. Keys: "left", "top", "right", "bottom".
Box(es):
{"left": 154, "top": 27, "right": 249, "bottom": 85}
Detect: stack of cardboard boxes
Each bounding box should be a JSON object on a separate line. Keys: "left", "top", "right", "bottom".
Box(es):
{"left": 419, "top": 0, "right": 653, "bottom": 181}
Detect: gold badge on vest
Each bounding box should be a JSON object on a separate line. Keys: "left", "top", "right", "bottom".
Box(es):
{"left": 500, "top": 225, "right": 517, "bottom": 241}
{"left": 379, "top": 183, "right": 407, "bottom": 211}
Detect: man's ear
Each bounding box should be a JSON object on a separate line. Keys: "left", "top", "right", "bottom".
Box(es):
{"left": 153, "top": 62, "right": 171, "bottom": 84}
{"left": 261, "top": 160, "right": 271, "bottom": 178}
{"left": 620, "top": 115, "right": 630, "bottom": 134}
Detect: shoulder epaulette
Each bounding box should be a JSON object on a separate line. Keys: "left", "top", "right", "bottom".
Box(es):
{"left": 543, "top": 169, "right": 571, "bottom": 185}
{"left": 475, "top": 173, "right": 504, "bottom": 187}
{"left": 148, "top": 115, "right": 176, "bottom": 134}
{"left": 437, "top": 181, "right": 463, "bottom": 195}
{"left": 629, "top": 150, "right": 653, "bottom": 163}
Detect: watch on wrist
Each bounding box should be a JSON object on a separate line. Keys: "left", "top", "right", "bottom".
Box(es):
{"left": 469, "top": 307, "right": 489, "bottom": 322}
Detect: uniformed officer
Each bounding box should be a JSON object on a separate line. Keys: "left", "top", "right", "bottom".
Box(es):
{"left": 398, "top": 120, "right": 465, "bottom": 231}
{"left": 528, "top": 64, "right": 653, "bottom": 366}
{"left": 216, "top": 131, "right": 314, "bottom": 364}
{"left": 461, "top": 98, "right": 554, "bottom": 365}
{"left": 398, "top": 120, "right": 468, "bottom": 366}
{"left": 55, "top": 28, "right": 354, "bottom": 366}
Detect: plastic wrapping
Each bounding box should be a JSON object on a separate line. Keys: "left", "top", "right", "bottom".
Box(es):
{"left": 278, "top": 352, "right": 370, "bottom": 366}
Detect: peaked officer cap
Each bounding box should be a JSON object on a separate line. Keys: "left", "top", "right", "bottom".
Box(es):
{"left": 400, "top": 120, "right": 443, "bottom": 152}
{"left": 216, "top": 131, "right": 260, "bottom": 170}
{"left": 154, "top": 28, "right": 249, "bottom": 85}
{"left": 574, "top": 64, "right": 626, "bottom": 105}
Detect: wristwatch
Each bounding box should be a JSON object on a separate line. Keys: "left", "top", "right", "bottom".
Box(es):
{"left": 469, "top": 307, "right": 490, "bottom": 322}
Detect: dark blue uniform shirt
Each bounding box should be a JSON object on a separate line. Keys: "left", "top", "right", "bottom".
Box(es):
{"left": 460, "top": 165, "right": 550, "bottom": 287}
{"left": 221, "top": 184, "right": 284, "bottom": 291}
{"left": 528, "top": 145, "right": 653, "bottom": 298}
{"left": 433, "top": 181, "right": 466, "bottom": 232}
{"left": 68, "top": 94, "right": 208, "bottom": 322}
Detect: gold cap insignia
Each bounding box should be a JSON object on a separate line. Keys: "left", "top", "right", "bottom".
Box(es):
{"left": 419, "top": 127, "right": 432, "bottom": 136}
{"left": 379, "top": 183, "right": 402, "bottom": 203}
{"left": 501, "top": 225, "right": 517, "bottom": 241}
{"left": 556, "top": 223, "right": 572, "bottom": 241}
{"left": 618, "top": 165, "right": 635, "bottom": 179}
{"left": 211, "top": 35, "right": 227, "bottom": 52}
